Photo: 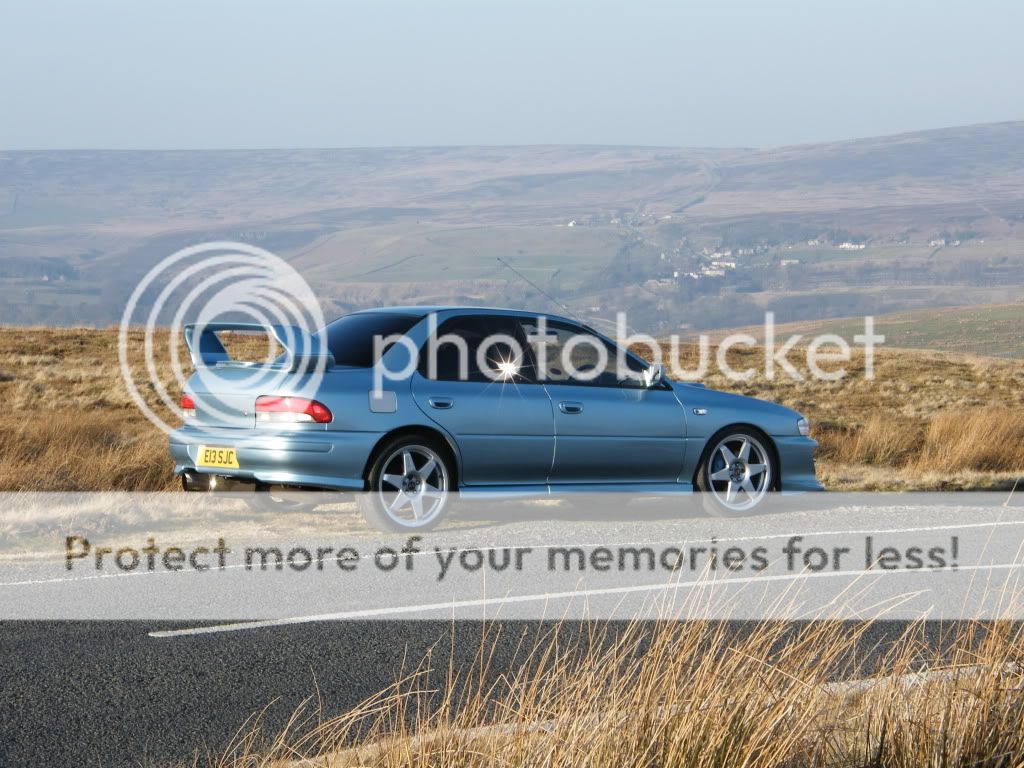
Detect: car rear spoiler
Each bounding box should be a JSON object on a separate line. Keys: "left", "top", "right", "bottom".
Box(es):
{"left": 183, "top": 322, "right": 335, "bottom": 371}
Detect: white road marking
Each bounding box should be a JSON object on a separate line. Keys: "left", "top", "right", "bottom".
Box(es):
{"left": 149, "top": 561, "right": 1024, "bottom": 639}
{"left": 1, "top": 514, "right": 1022, "bottom": 589}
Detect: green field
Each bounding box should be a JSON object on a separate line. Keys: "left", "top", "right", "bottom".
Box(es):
{"left": 721, "top": 303, "right": 1024, "bottom": 358}
{"left": 296, "top": 223, "right": 631, "bottom": 288}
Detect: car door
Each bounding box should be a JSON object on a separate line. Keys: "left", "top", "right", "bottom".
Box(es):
{"left": 518, "top": 317, "right": 686, "bottom": 484}
{"left": 411, "top": 314, "right": 555, "bottom": 486}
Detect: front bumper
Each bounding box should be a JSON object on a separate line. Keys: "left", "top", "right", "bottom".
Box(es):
{"left": 169, "top": 426, "right": 381, "bottom": 491}
{"left": 774, "top": 435, "right": 824, "bottom": 492}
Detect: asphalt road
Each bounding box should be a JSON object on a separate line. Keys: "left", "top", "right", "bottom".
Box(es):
{"left": 2, "top": 494, "right": 1022, "bottom": 766}
{"left": 0, "top": 618, "right": 987, "bottom": 768}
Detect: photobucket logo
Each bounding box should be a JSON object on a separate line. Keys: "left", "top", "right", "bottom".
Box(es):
{"left": 118, "top": 242, "right": 327, "bottom": 435}
{"left": 614, "top": 311, "right": 885, "bottom": 382}
{"left": 371, "top": 310, "right": 885, "bottom": 391}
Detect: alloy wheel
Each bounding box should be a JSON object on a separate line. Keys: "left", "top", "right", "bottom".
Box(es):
{"left": 376, "top": 444, "right": 449, "bottom": 526}
{"left": 706, "top": 433, "right": 772, "bottom": 512}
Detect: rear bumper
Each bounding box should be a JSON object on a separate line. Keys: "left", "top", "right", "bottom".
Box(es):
{"left": 168, "top": 426, "right": 380, "bottom": 491}
{"left": 774, "top": 435, "right": 824, "bottom": 493}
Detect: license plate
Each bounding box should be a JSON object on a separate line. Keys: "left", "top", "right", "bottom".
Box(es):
{"left": 197, "top": 446, "right": 239, "bottom": 469}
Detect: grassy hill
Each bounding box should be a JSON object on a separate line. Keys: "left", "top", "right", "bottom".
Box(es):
{"left": 1, "top": 122, "right": 1023, "bottom": 327}
{"left": 713, "top": 302, "right": 1024, "bottom": 359}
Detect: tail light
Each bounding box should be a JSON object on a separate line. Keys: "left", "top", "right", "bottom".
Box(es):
{"left": 180, "top": 393, "right": 196, "bottom": 420}
{"left": 255, "top": 396, "right": 333, "bottom": 424}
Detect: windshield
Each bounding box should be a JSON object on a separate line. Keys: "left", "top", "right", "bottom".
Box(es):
{"left": 323, "top": 312, "right": 421, "bottom": 367}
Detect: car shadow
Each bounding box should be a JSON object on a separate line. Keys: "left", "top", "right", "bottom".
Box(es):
{"left": 451, "top": 496, "right": 711, "bottom": 527}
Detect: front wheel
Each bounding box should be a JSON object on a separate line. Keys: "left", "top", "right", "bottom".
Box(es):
{"left": 358, "top": 436, "right": 453, "bottom": 532}
{"left": 696, "top": 429, "right": 775, "bottom": 517}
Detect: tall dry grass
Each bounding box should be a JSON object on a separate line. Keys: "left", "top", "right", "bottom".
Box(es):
{"left": 196, "top": 619, "right": 1024, "bottom": 768}
{"left": 0, "top": 411, "right": 176, "bottom": 491}
{"left": 817, "top": 408, "right": 1024, "bottom": 474}
{"left": 818, "top": 415, "right": 922, "bottom": 468}
{"left": 916, "top": 408, "right": 1024, "bottom": 473}
{"left": 0, "top": 327, "right": 284, "bottom": 491}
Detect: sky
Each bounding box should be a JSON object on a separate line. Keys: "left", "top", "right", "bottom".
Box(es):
{"left": 1, "top": 0, "right": 1022, "bottom": 150}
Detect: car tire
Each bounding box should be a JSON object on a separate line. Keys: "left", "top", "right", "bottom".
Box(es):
{"left": 696, "top": 428, "right": 776, "bottom": 518}
{"left": 358, "top": 434, "right": 454, "bottom": 533}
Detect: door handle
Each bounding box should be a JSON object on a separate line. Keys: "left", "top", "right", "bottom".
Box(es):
{"left": 428, "top": 397, "right": 454, "bottom": 410}
{"left": 559, "top": 401, "right": 584, "bottom": 414}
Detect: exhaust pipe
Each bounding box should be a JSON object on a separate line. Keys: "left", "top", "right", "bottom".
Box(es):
{"left": 181, "top": 470, "right": 217, "bottom": 492}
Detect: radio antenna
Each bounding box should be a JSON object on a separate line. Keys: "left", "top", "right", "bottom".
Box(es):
{"left": 495, "top": 256, "right": 582, "bottom": 322}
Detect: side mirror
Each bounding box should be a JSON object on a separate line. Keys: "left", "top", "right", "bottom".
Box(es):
{"left": 643, "top": 364, "right": 664, "bottom": 388}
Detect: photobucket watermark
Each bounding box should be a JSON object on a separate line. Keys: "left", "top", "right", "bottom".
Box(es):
{"left": 116, "top": 239, "right": 886, "bottom": 427}
{"left": 372, "top": 311, "right": 885, "bottom": 392}
{"left": 659, "top": 311, "right": 885, "bottom": 383}
{"left": 118, "top": 241, "right": 328, "bottom": 435}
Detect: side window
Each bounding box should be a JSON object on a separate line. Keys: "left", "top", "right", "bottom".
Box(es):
{"left": 419, "top": 316, "right": 538, "bottom": 383}
{"left": 323, "top": 312, "right": 420, "bottom": 367}
{"left": 519, "top": 318, "right": 646, "bottom": 387}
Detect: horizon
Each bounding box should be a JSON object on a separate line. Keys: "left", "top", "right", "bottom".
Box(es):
{"left": 3, "top": 117, "right": 1022, "bottom": 154}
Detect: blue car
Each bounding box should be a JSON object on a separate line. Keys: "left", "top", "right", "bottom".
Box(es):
{"left": 170, "top": 307, "right": 821, "bottom": 531}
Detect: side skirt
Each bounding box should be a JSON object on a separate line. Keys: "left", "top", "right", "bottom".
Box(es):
{"left": 459, "top": 482, "right": 694, "bottom": 500}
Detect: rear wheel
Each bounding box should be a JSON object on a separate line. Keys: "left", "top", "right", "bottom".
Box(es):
{"left": 696, "top": 429, "right": 775, "bottom": 517}
{"left": 358, "top": 435, "right": 453, "bottom": 532}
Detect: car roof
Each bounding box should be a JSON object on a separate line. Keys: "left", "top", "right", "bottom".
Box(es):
{"left": 350, "top": 305, "right": 580, "bottom": 325}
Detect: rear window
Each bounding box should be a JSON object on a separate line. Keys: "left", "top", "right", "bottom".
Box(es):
{"left": 323, "top": 312, "right": 421, "bottom": 367}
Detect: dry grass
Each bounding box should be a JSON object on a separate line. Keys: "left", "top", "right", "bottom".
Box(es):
{"left": 0, "top": 327, "right": 1022, "bottom": 491}
{"left": 190, "top": 618, "right": 1024, "bottom": 768}
{"left": 813, "top": 409, "right": 1024, "bottom": 476}
{"left": 826, "top": 414, "right": 922, "bottom": 467}
{"left": 916, "top": 409, "right": 1024, "bottom": 473}
{"left": 0, "top": 411, "right": 175, "bottom": 491}
{"left": 813, "top": 463, "right": 1024, "bottom": 493}
{"left": 0, "top": 327, "right": 270, "bottom": 491}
